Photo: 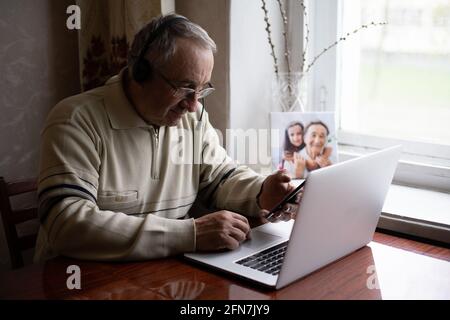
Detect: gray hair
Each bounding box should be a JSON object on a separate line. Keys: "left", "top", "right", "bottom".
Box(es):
{"left": 128, "top": 13, "right": 217, "bottom": 71}
{"left": 304, "top": 121, "right": 330, "bottom": 136}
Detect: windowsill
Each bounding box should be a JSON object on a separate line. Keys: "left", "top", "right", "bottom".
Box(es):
{"left": 379, "top": 184, "right": 450, "bottom": 244}
{"left": 338, "top": 144, "right": 450, "bottom": 193}
{"left": 338, "top": 143, "right": 450, "bottom": 170}
{"left": 383, "top": 185, "right": 450, "bottom": 226}
{"left": 335, "top": 144, "right": 450, "bottom": 243}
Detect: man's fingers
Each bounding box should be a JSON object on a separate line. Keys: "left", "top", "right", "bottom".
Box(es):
{"left": 282, "top": 202, "right": 299, "bottom": 214}
{"left": 276, "top": 170, "right": 291, "bottom": 183}
{"left": 223, "top": 236, "right": 240, "bottom": 250}
{"left": 296, "top": 191, "right": 304, "bottom": 203}
{"left": 228, "top": 227, "right": 247, "bottom": 244}
{"left": 274, "top": 170, "right": 293, "bottom": 195}
{"left": 260, "top": 202, "right": 299, "bottom": 223}
{"left": 261, "top": 210, "right": 283, "bottom": 223}
{"left": 260, "top": 209, "right": 270, "bottom": 220}
{"left": 230, "top": 212, "right": 250, "bottom": 231}
{"left": 286, "top": 183, "right": 296, "bottom": 193}
{"left": 271, "top": 169, "right": 291, "bottom": 184}
{"left": 230, "top": 212, "right": 249, "bottom": 224}
{"left": 281, "top": 203, "right": 299, "bottom": 221}
{"left": 268, "top": 212, "right": 283, "bottom": 223}
{"left": 231, "top": 217, "right": 250, "bottom": 236}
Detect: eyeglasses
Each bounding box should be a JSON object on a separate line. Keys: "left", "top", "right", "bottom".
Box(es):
{"left": 155, "top": 68, "right": 215, "bottom": 100}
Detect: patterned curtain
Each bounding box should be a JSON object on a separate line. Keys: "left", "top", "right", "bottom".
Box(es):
{"left": 76, "top": 0, "right": 162, "bottom": 91}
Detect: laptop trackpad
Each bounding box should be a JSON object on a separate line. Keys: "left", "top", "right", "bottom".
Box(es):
{"left": 242, "top": 230, "right": 282, "bottom": 249}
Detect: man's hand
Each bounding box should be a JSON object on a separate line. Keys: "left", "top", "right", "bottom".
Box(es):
{"left": 257, "top": 170, "right": 301, "bottom": 222}
{"left": 195, "top": 211, "right": 250, "bottom": 251}
{"left": 258, "top": 170, "right": 293, "bottom": 210}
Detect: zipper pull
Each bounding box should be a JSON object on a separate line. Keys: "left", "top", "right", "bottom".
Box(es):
{"left": 154, "top": 127, "right": 159, "bottom": 147}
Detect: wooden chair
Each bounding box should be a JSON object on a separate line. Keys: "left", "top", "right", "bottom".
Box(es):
{"left": 0, "top": 176, "right": 38, "bottom": 269}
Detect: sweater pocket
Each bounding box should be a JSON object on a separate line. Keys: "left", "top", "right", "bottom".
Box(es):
{"left": 97, "top": 190, "right": 139, "bottom": 211}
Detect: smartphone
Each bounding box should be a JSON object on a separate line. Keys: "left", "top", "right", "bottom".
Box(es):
{"left": 265, "top": 179, "right": 306, "bottom": 221}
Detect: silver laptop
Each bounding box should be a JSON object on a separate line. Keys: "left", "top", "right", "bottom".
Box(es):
{"left": 184, "top": 146, "right": 401, "bottom": 289}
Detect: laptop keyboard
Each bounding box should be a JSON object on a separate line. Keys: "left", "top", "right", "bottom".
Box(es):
{"left": 235, "top": 241, "right": 288, "bottom": 276}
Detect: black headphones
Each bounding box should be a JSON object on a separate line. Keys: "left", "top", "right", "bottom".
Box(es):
{"left": 132, "top": 15, "right": 188, "bottom": 83}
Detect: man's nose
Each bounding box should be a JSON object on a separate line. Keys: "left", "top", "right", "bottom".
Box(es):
{"left": 180, "top": 95, "right": 199, "bottom": 112}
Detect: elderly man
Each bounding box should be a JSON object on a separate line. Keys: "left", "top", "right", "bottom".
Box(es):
{"left": 34, "top": 14, "right": 296, "bottom": 262}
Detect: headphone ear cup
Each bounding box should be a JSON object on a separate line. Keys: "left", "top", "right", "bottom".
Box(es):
{"left": 133, "top": 59, "right": 152, "bottom": 83}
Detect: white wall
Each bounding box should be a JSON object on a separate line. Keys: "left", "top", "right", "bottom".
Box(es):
{"left": 176, "top": 0, "right": 230, "bottom": 138}
{"left": 229, "top": 0, "right": 283, "bottom": 132}
{"left": 309, "top": 0, "right": 339, "bottom": 112}
{"left": 161, "top": 0, "right": 175, "bottom": 14}
{"left": 229, "top": 0, "right": 305, "bottom": 170}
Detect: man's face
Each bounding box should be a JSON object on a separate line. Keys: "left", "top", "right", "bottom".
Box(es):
{"left": 136, "top": 38, "right": 214, "bottom": 126}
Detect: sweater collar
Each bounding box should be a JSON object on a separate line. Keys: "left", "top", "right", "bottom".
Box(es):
{"left": 104, "top": 68, "right": 154, "bottom": 130}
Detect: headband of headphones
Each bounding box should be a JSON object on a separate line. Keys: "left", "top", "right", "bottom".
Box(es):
{"left": 135, "top": 15, "right": 189, "bottom": 67}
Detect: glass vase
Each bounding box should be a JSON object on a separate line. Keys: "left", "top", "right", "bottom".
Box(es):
{"left": 271, "top": 72, "right": 307, "bottom": 112}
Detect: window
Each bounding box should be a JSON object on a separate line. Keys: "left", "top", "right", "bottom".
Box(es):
{"left": 309, "top": 0, "right": 450, "bottom": 193}
{"left": 309, "top": 0, "right": 450, "bottom": 243}
{"left": 340, "top": 0, "right": 450, "bottom": 146}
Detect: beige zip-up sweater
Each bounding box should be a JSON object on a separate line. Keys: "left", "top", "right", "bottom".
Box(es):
{"left": 34, "top": 69, "right": 265, "bottom": 262}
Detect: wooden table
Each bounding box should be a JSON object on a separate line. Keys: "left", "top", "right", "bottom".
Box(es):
{"left": 1, "top": 232, "right": 449, "bottom": 300}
